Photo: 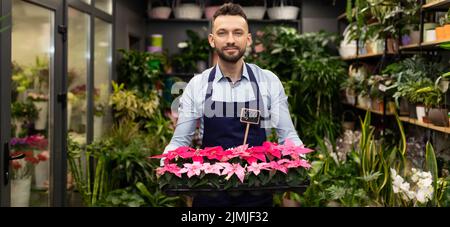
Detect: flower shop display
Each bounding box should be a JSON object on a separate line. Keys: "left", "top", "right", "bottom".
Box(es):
{"left": 27, "top": 92, "right": 49, "bottom": 130}
{"left": 151, "top": 139, "right": 313, "bottom": 194}
{"left": 10, "top": 135, "right": 49, "bottom": 189}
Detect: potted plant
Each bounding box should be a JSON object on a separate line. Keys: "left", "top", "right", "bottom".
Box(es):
{"left": 171, "top": 29, "right": 210, "bottom": 73}
{"left": 11, "top": 101, "right": 38, "bottom": 137}
{"left": 173, "top": 0, "right": 202, "bottom": 19}
{"left": 147, "top": 0, "right": 171, "bottom": 19}
{"left": 267, "top": 0, "right": 299, "bottom": 20}
{"left": 236, "top": 0, "right": 267, "bottom": 20}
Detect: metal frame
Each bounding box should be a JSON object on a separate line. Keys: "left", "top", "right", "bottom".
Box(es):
{"left": 0, "top": 0, "right": 12, "bottom": 207}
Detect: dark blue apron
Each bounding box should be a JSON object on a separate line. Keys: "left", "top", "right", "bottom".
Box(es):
{"left": 192, "top": 64, "right": 273, "bottom": 207}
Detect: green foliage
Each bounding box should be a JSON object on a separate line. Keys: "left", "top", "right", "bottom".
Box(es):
{"left": 117, "top": 49, "right": 166, "bottom": 95}
{"left": 11, "top": 101, "right": 38, "bottom": 121}
{"left": 346, "top": 0, "right": 420, "bottom": 42}
{"left": 101, "top": 187, "right": 146, "bottom": 207}
{"left": 136, "top": 182, "right": 180, "bottom": 207}
{"left": 300, "top": 112, "right": 409, "bottom": 206}
{"left": 172, "top": 29, "right": 211, "bottom": 73}
{"left": 109, "top": 81, "right": 160, "bottom": 122}
{"left": 248, "top": 26, "right": 346, "bottom": 146}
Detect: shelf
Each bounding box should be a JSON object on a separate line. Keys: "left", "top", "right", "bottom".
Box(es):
{"left": 248, "top": 19, "right": 300, "bottom": 24}
{"left": 422, "top": 0, "right": 450, "bottom": 11}
{"left": 162, "top": 73, "right": 196, "bottom": 79}
{"left": 342, "top": 101, "right": 395, "bottom": 116}
{"left": 399, "top": 116, "right": 450, "bottom": 134}
{"left": 400, "top": 39, "right": 450, "bottom": 51}
{"left": 337, "top": 12, "right": 347, "bottom": 21}
{"left": 147, "top": 18, "right": 300, "bottom": 24}
{"left": 341, "top": 52, "right": 396, "bottom": 61}
{"left": 148, "top": 18, "right": 209, "bottom": 23}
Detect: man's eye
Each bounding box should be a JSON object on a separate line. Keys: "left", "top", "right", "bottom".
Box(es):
{"left": 217, "top": 32, "right": 226, "bottom": 36}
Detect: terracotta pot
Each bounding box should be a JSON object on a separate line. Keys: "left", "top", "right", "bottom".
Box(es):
{"left": 436, "top": 26, "right": 446, "bottom": 41}
{"left": 444, "top": 24, "right": 450, "bottom": 39}
{"left": 428, "top": 108, "right": 449, "bottom": 127}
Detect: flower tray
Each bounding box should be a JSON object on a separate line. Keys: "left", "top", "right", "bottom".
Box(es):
{"left": 162, "top": 183, "right": 309, "bottom": 196}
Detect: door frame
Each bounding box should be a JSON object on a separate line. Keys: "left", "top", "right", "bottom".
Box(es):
{"left": 0, "top": 0, "right": 67, "bottom": 207}
{"left": 0, "top": 0, "right": 12, "bottom": 207}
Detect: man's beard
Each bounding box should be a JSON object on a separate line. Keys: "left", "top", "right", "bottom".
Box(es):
{"left": 216, "top": 45, "right": 246, "bottom": 63}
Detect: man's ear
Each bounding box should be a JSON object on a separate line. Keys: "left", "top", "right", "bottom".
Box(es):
{"left": 247, "top": 33, "right": 253, "bottom": 47}
{"left": 208, "top": 34, "right": 215, "bottom": 48}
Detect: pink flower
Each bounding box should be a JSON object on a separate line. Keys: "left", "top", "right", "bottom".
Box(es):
{"left": 283, "top": 159, "right": 311, "bottom": 169}
{"left": 267, "top": 161, "right": 288, "bottom": 174}
{"left": 201, "top": 163, "right": 223, "bottom": 175}
{"left": 279, "top": 139, "right": 314, "bottom": 159}
{"left": 263, "top": 141, "right": 281, "bottom": 159}
{"left": 179, "top": 162, "right": 203, "bottom": 178}
{"left": 219, "top": 162, "right": 246, "bottom": 183}
{"left": 156, "top": 164, "right": 182, "bottom": 178}
{"left": 37, "top": 150, "right": 50, "bottom": 161}
{"left": 247, "top": 162, "right": 269, "bottom": 176}
{"left": 203, "top": 146, "right": 225, "bottom": 161}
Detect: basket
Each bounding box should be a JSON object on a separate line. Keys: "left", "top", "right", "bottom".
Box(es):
{"left": 267, "top": 1, "right": 299, "bottom": 20}
{"left": 242, "top": 0, "right": 266, "bottom": 20}
{"left": 173, "top": 1, "right": 203, "bottom": 19}
{"left": 147, "top": 0, "right": 171, "bottom": 19}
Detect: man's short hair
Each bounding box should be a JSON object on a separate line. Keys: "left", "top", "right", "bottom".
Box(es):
{"left": 212, "top": 3, "right": 248, "bottom": 23}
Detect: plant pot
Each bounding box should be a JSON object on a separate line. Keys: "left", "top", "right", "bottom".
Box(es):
{"left": 11, "top": 176, "right": 32, "bottom": 207}
{"left": 267, "top": 5, "right": 299, "bottom": 20}
{"left": 416, "top": 105, "right": 426, "bottom": 123}
{"left": 399, "top": 98, "right": 409, "bottom": 116}
{"left": 148, "top": 6, "right": 171, "bottom": 19}
{"left": 173, "top": 3, "right": 202, "bottom": 19}
{"left": 428, "top": 108, "right": 449, "bottom": 127}
{"left": 436, "top": 26, "right": 446, "bottom": 41}
{"left": 34, "top": 159, "right": 49, "bottom": 190}
{"left": 408, "top": 102, "right": 417, "bottom": 119}
{"left": 34, "top": 101, "right": 48, "bottom": 130}
{"left": 444, "top": 24, "right": 450, "bottom": 39}
{"left": 345, "top": 88, "right": 356, "bottom": 105}
{"left": 242, "top": 6, "right": 266, "bottom": 19}
{"left": 357, "top": 94, "right": 371, "bottom": 109}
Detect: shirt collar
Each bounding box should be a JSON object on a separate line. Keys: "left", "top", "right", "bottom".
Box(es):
{"left": 214, "top": 62, "right": 249, "bottom": 83}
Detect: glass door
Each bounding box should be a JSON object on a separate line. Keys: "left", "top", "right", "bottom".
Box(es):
{"left": 0, "top": 0, "right": 66, "bottom": 207}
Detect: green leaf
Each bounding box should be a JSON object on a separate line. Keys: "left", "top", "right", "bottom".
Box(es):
{"left": 425, "top": 142, "right": 439, "bottom": 205}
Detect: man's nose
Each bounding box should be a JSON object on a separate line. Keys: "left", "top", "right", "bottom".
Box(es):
{"left": 226, "top": 33, "right": 236, "bottom": 45}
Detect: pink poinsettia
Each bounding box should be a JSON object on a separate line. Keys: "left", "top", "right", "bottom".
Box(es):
{"left": 267, "top": 161, "right": 288, "bottom": 174}
{"left": 283, "top": 159, "right": 311, "bottom": 169}
{"left": 219, "top": 162, "right": 246, "bottom": 183}
{"left": 262, "top": 141, "right": 281, "bottom": 159}
{"left": 279, "top": 139, "right": 314, "bottom": 159}
{"left": 150, "top": 146, "right": 195, "bottom": 161}
{"left": 179, "top": 162, "right": 203, "bottom": 178}
{"left": 247, "top": 162, "right": 269, "bottom": 176}
{"left": 156, "top": 164, "right": 182, "bottom": 178}
{"left": 201, "top": 163, "right": 224, "bottom": 175}
{"left": 202, "top": 146, "right": 226, "bottom": 161}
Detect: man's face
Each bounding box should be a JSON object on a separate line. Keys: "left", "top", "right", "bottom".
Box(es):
{"left": 209, "top": 15, "right": 252, "bottom": 63}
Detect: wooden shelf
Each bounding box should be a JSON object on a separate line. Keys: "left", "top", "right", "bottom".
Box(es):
{"left": 147, "top": 18, "right": 209, "bottom": 23}
{"left": 342, "top": 101, "right": 394, "bottom": 116}
{"left": 341, "top": 52, "right": 396, "bottom": 61}
{"left": 337, "top": 12, "right": 347, "bottom": 21}
{"left": 399, "top": 116, "right": 450, "bottom": 134}
{"left": 422, "top": 0, "right": 450, "bottom": 10}
{"left": 400, "top": 39, "right": 450, "bottom": 51}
